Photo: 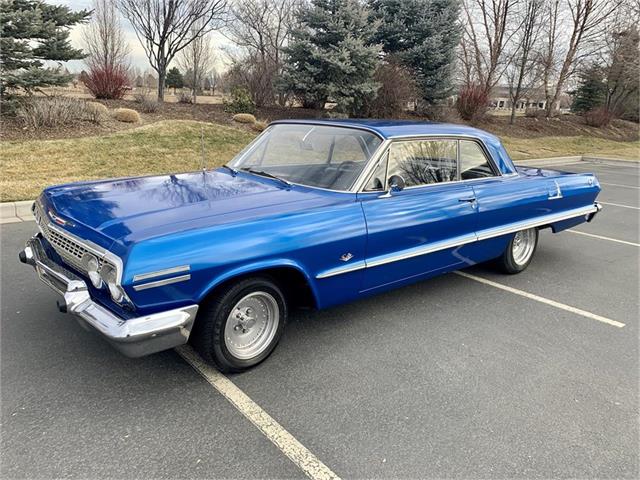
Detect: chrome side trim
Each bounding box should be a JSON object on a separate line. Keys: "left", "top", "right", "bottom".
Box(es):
{"left": 133, "top": 274, "right": 192, "bottom": 291}
{"left": 133, "top": 265, "right": 190, "bottom": 282}
{"left": 366, "top": 233, "right": 478, "bottom": 268}
{"left": 315, "top": 204, "right": 599, "bottom": 279}
{"left": 316, "top": 261, "right": 367, "bottom": 279}
{"left": 474, "top": 204, "right": 597, "bottom": 241}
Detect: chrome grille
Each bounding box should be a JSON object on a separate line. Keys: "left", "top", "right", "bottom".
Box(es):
{"left": 35, "top": 202, "right": 106, "bottom": 274}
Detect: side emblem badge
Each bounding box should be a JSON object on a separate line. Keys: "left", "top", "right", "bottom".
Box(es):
{"left": 340, "top": 253, "right": 354, "bottom": 262}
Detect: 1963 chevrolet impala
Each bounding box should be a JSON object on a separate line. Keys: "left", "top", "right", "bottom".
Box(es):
{"left": 19, "top": 120, "right": 601, "bottom": 372}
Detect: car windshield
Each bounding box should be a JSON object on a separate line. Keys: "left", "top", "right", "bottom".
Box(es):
{"left": 229, "top": 124, "right": 383, "bottom": 191}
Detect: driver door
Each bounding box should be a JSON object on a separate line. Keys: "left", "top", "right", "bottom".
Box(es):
{"left": 359, "top": 138, "right": 478, "bottom": 292}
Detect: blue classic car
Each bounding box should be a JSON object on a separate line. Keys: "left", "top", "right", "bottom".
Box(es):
{"left": 20, "top": 120, "right": 601, "bottom": 372}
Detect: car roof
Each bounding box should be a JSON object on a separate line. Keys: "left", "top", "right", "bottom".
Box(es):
{"left": 269, "top": 118, "right": 499, "bottom": 143}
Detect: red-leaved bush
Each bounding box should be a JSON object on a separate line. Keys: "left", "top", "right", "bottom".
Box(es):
{"left": 456, "top": 84, "right": 489, "bottom": 121}
{"left": 584, "top": 107, "right": 614, "bottom": 127}
{"left": 84, "top": 64, "right": 129, "bottom": 100}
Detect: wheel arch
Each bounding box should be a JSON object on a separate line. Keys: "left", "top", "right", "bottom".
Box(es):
{"left": 197, "top": 260, "right": 320, "bottom": 310}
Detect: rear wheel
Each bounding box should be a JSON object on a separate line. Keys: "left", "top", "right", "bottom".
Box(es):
{"left": 496, "top": 228, "right": 538, "bottom": 274}
{"left": 191, "top": 277, "right": 287, "bottom": 372}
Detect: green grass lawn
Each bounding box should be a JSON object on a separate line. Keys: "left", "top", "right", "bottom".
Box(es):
{"left": 503, "top": 135, "right": 640, "bottom": 161}
{"left": 1, "top": 119, "right": 638, "bottom": 202}
{"left": 0, "top": 120, "right": 255, "bottom": 202}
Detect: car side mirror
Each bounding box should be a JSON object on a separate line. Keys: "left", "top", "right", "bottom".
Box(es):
{"left": 388, "top": 175, "right": 406, "bottom": 192}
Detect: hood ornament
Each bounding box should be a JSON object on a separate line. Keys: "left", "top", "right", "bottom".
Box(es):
{"left": 48, "top": 209, "right": 74, "bottom": 227}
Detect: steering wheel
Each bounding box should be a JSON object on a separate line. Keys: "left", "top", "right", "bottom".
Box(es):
{"left": 327, "top": 161, "right": 357, "bottom": 188}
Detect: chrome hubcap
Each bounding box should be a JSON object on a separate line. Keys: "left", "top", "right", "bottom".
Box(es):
{"left": 224, "top": 292, "right": 279, "bottom": 360}
{"left": 512, "top": 228, "right": 536, "bottom": 266}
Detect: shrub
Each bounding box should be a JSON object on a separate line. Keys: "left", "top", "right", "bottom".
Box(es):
{"left": 584, "top": 107, "right": 614, "bottom": 127}
{"left": 85, "top": 101, "right": 108, "bottom": 123}
{"left": 252, "top": 120, "right": 268, "bottom": 132}
{"left": 84, "top": 64, "right": 129, "bottom": 100}
{"left": 133, "top": 92, "right": 159, "bottom": 113}
{"left": 86, "top": 101, "right": 108, "bottom": 115}
{"left": 177, "top": 91, "right": 193, "bottom": 104}
{"left": 362, "top": 60, "right": 417, "bottom": 118}
{"left": 17, "top": 96, "right": 88, "bottom": 129}
{"left": 223, "top": 87, "right": 256, "bottom": 114}
{"left": 113, "top": 108, "right": 140, "bottom": 123}
{"left": 233, "top": 113, "right": 257, "bottom": 124}
{"left": 456, "top": 85, "right": 488, "bottom": 121}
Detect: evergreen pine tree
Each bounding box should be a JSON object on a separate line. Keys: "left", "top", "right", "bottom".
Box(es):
{"left": 280, "top": 0, "right": 381, "bottom": 115}
{"left": 0, "top": 0, "right": 90, "bottom": 108}
{"left": 165, "top": 67, "right": 185, "bottom": 93}
{"left": 368, "top": 0, "right": 461, "bottom": 104}
{"left": 571, "top": 65, "right": 607, "bottom": 113}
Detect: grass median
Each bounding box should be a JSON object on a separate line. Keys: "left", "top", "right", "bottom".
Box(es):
{"left": 1, "top": 119, "right": 638, "bottom": 202}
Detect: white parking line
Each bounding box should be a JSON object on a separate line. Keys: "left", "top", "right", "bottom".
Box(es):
{"left": 600, "top": 182, "right": 640, "bottom": 189}
{"left": 566, "top": 229, "right": 640, "bottom": 247}
{"left": 454, "top": 271, "right": 626, "bottom": 328}
{"left": 176, "top": 345, "right": 340, "bottom": 480}
{"left": 599, "top": 201, "right": 640, "bottom": 210}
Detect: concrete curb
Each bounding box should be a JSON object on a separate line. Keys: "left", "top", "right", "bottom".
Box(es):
{"left": 1, "top": 200, "right": 35, "bottom": 224}
{"left": 1, "top": 155, "right": 637, "bottom": 224}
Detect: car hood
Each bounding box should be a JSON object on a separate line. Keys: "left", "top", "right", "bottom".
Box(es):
{"left": 43, "top": 169, "right": 343, "bottom": 247}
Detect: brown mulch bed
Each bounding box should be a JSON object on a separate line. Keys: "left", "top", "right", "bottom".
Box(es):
{"left": 1, "top": 97, "right": 638, "bottom": 143}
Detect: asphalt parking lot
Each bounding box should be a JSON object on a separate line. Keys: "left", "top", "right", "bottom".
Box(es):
{"left": 1, "top": 159, "right": 638, "bottom": 479}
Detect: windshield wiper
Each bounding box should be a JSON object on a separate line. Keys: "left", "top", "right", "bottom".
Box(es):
{"left": 221, "top": 164, "right": 238, "bottom": 175}
{"left": 240, "top": 167, "right": 291, "bottom": 187}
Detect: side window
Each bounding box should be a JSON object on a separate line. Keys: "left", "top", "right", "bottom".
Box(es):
{"left": 364, "top": 152, "right": 388, "bottom": 191}
{"left": 387, "top": 140, "right": 458, "bottom": 188}
{"left": 459, "top": 141, "right": 496, "bottom": 179}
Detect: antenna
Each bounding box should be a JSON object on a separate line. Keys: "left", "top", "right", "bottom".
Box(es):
{"left": 200, "top": 125, "right": 206, "bottom": 173}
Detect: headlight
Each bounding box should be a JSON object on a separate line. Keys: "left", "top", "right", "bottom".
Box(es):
{"left": 82, "top": 253, "right": 103, "bottom": 288}
{"left": 99, "top": 264, "right": 124, "bottom": 303}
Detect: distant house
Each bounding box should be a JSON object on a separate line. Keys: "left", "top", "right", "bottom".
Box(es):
{"left": 489, "top": 85, "right": 571, "bottom": 111}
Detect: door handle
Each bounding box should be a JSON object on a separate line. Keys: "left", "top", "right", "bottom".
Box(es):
{"left": 458, "top": 197, "right": 477, "bottom": 203}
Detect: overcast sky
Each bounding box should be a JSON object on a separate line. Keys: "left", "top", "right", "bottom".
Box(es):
{"left": 54, "top": 0, "right": 231, "bottom": 73}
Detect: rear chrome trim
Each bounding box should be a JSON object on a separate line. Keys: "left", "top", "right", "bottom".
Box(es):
{"left": 133, "top": 265, "right": 190, "bottom": 282}
{"left": 474, "top": 204, "right": 599, "bottom": 241}
{"left": 315, "top": 203, "right": 600, "bottom": 279}
{"left": 133, "top": 274, "right": 192, "bottom": 291}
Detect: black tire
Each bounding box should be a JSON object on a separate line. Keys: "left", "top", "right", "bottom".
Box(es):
{"left": 496, "top": 228, "right": 539, "bottom": 274}
{"left": 190, "top": 276, "right": 287, "bottom": 373}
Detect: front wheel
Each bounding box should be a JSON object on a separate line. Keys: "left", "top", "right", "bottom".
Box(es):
{"left": 496, "top": 228, "right": 539, "bottom": 274}
{"left": 190, "top": 277, "right": 287, "bottom": 373}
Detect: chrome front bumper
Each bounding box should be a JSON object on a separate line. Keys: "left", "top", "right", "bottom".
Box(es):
{"left": 19, "top": 234, "right": 199, "bottom": 358}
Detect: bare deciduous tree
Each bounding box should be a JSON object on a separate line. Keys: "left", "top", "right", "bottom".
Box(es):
{"left": 83, "top": 0, "right": 129, "bottom": 69}
{"left": 118, "top": 0, "right": 227, "bottom": 101}
{"left": 460, "top": 0, "right": 520, "bottom": 92}
{"left": 507, "top": 0, "right": 543, "bottom": 123}
{"left": 541, "top": 0, "right": 621, "bottom": 117}
{"left": 178, "top": 20, "right": 215, "bottom": 103}
{"left": 225, "top": 0, "right": 299, "bottom": 106}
